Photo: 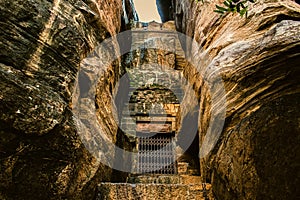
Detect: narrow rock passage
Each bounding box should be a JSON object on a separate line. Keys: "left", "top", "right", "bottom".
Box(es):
{"left": 98, "top": 21, "right": 213, "bottom": 200}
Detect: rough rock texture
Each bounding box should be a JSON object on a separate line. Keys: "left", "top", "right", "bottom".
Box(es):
{"left": 0, "top": 0, "right": 130, "bottom": 199}
{"left": 97, "top": 182, "right": 213, "bottom": 200}
{"left": 175, "top": 0, "right": 300, "bottom": 199}
{"left": 156, "top": 0, "right": 175, "bottom": 22}
{"left": 1, "top": 0, "right": 300, "bottom": 199}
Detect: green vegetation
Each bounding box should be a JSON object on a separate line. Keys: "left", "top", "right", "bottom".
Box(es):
{"left": 196, "top": 0, "right": 255, "bottom": 17}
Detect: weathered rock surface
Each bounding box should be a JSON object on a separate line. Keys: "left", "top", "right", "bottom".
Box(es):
{"left": 0, "top": 0, "right": 131, "bottom": 199}
{"left": 156, "top": 0, "right": 175, "bottom": 22}
{"left": 1, "top": 0, "right": 300, "bottom": 199}
{"left": 175, "top": 0, "right": 300, "bottom": 199}
{"left": 97, "top": 182, "right": 213, "bottom": 200}
{"left": 98, "top": 174, "right": 213, "bottom": 200}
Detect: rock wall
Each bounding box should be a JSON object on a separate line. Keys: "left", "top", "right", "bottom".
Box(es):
{"left": 1, "top": 0, "right": 300, "bottom": 199}
{"left": 0, "top": 0, "right": 131, "bottom": 199}
{"left": 156, "top": 0, "right": 174, "bottom": 22}
{"left": 175, "top": 0, "right": 300, "bottom": 199}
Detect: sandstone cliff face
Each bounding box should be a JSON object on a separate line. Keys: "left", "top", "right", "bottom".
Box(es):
{"left": 175, "top": 0, "right": 300, "bottom": 199}
{"left": 0, "top": 0, "right": 126, "bottom": 199}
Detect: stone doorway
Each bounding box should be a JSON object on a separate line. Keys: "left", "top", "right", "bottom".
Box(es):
{"left": 118, "top": 84, "right": 181, "bottom": 175}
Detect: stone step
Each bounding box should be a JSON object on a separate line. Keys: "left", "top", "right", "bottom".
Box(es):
{"left": 97, "top": 182, "right": 213, "bottom": 200}
{"left": 122, "top": 111, "right": 178, "bottom": 118}
{"left": 127, "top": 174, "right": 203, "bottom": 185}
{"left": 128, "top": 90, "right": 183, "bottom": 97}
{"left": 180, "top": 175, "right": 203, "bottom": 185}
{"left": 128, "top": 174, "right": 182, "bottom": 184}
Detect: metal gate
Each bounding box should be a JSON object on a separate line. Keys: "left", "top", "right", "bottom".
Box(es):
{"left": 137, "top": 133, "right": 176, "bottom": 174}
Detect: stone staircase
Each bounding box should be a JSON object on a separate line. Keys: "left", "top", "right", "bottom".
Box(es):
{"left": 97, "top": 174, "right": 213, "bottom": 200}
{"left": 97, "top": 83, "right": 214, "bottom": 199}
{"left": 96, "top": 22, "right": 214, "bottom": 200}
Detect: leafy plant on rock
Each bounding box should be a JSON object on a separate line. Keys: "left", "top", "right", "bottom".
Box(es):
{"left": 196, "top": 0, "right": 255, "bottom": 17}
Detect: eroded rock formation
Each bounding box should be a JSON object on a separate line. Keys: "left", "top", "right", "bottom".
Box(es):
{"left": 156, "top": 0, "right": 175, "bottom": 22}
{"left": 175, "top": 0, "right": 300, "bottom": 199}
{"left": 1, "top": 0, "right": 300, "bottom": 199}
{"left": 0, "top": 0, "right": 133, "bottom": 199}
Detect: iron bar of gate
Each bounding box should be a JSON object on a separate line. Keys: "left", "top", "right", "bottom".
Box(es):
{"left": 137, "top": 133, "right": 176, "bottom": 174}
